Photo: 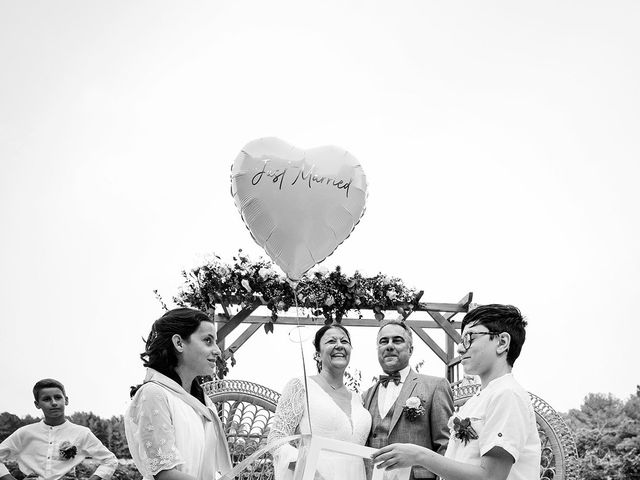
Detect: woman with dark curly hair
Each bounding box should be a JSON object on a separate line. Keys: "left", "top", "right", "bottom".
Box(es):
{"left": 124, "top": 308, "right": 232, "bottom": 480}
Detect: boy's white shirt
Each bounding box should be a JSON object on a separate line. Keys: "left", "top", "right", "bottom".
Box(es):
{"left": 0, "top": 419, "right": 118, "bottom": 480}
{"left": 444, "top": 373, "right": 541, "bottom": 480}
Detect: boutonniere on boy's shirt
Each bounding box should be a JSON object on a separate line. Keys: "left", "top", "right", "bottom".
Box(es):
{"left": 58, "top": 441, "right": 78, "bottom": 460}
{"left": 453, "top": 417, "right": 478, "bottom": 446}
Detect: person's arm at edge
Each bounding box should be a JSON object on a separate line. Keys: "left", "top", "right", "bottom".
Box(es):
{"left": 82, "top": 429, "right": 118, "bottom": 480}
{"left": 0, "top": 431, "right": 20, "bottom": 480}
{"left": 372, "top": 443, "right": 514, "bottom": 480}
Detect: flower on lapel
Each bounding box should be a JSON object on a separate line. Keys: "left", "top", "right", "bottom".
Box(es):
{"left": 402, "top": 396, "right": 425, "bottom": 421}
{"left": 453, "top": 417, "right": 479, "bottom": 445}
{"left": 58, "top": 441, "right": 77, "bottom": 460}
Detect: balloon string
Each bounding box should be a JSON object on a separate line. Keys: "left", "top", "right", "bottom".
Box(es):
{"left": 292, "top": 283, "right": 313, "bottom": 435}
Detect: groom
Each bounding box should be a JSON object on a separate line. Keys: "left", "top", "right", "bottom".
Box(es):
{"left": 364, "top": 320, "right": 454, "bottom": 480}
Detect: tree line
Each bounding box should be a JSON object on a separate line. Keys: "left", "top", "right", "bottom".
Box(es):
{"left": 1, "top": 387, "right": 639, "bottom": 479}
{"left": 563, "top": 386, "right": 640, "bottom": 479}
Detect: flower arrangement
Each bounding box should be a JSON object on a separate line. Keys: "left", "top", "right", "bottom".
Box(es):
{"left": 174, "top": 250, "right": 420, "bottom": 329}
{"left": 58, "top": 441, "right": 77, "bottom": 460}
{"left": 402, "top": 396, "right": 425, "bottom": 421}
{"left": 453, "top": 417, "right": 479, "bottom": 445}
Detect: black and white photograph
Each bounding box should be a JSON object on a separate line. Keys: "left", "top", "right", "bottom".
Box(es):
{"left": 1, "top": 2, "right": 638, "bottom": 479}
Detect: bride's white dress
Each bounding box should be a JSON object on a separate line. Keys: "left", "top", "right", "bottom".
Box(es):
{"left": 267, "top": 377, "right": 372, "bottom": 480}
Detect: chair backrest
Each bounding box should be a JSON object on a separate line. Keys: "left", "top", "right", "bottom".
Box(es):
{"left": 205, "top": 379, "right": 579, "bottom": 480}
{"left": 204, "top": 379, "right": 280, "bottom": 480}
{"left": 453, "top": 383, "right": 580, "bottom": 480}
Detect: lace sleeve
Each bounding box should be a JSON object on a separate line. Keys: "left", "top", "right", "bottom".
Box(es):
{"left": 125, "top": 384, "right": 184, "bottom": 476}
{"left": 267, "top": 378, "right": 306, "bottom": 479}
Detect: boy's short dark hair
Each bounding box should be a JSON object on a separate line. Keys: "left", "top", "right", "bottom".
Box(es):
{"left": 33, "top": 378, "right": 66, "bottom": 401}
{"left": 461, "top": 304, "right": 527, "bottom": 366}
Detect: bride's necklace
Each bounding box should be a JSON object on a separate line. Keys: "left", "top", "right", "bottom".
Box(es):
{"left": 321, "top": 373, "right": 344, "bottom": 391}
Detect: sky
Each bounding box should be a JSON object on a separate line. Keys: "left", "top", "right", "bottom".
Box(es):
{"left": 1, "top": 1, "right": 639, "bottom": 419}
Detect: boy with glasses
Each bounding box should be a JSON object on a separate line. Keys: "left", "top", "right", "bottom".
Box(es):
{"left": 372, "top": 304, "right": 540, "bottom": 480}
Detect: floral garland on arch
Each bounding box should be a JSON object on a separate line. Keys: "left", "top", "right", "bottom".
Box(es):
{"left": 174, "top": 250, "right": 421, "bottom": 330}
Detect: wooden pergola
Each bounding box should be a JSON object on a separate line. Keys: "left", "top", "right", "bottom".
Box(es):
{"left": 214, "top": 292, "right": 474, "bottom": 384}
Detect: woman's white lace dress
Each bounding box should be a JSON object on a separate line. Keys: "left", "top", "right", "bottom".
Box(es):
{"left": 267, "top": 377, "right": 372, "bottom": 480}
{"left": 124, "top": 369, "right": 231, "bottom": 480}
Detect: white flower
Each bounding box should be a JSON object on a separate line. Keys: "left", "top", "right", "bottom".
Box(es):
{"left": 325, "top": 295, "right": 335, "bottom": 307}
{"left": 258, "top": 267, "right": 271, "bottom": 279}
{"left": 405, "top": 397, "right": 421, "bottom": 409}
{"left": 277, "top": 301, "right": 285, "bottom": 310}
{"left": 241, "top": 279, "right": 252, "bottom": 292}
{"left": 386, "top": 290, "right": 397, "bottom": 300}
{"left": 315, "top": 266, "right": 329, "bottom": 276}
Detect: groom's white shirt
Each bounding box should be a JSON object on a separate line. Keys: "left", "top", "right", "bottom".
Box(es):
{"left": 378, "top": 365, "right": 412, "bottom": 417}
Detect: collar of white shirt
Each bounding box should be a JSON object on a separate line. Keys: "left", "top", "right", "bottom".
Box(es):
{"left": 38, "top": 419, "right": 70, "bottom": 430}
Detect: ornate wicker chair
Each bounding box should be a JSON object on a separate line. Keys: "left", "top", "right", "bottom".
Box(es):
{"left": 204, "top": 379, "right": 281, "bottom": 479}
{"left": 205, "top": 379, "right": 579, "bottom": 480}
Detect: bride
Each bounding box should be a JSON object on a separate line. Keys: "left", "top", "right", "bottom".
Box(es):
{"left": 267, "top": 324, "right": 372, "bottom": 480}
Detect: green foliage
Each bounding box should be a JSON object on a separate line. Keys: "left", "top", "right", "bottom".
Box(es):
{"left": 343, "top": 367, "right": 362, "bottom": 393}
{"left": 174, "top": 250, "right": 419, "bottom": 326}
{"left": 565, "top": 388, "right": 640, "bottom": 479}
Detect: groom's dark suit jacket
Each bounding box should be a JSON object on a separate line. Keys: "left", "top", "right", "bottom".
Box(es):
{"left": 363, "top": 369, "right": 454, "bottom": 479}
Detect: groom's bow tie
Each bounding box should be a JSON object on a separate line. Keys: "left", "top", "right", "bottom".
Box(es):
{"left": 378, "top": 372, "right": 402, "bottom": 387}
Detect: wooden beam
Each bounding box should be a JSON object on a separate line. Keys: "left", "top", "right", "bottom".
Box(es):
{"left": 222, "top": 323, "right": 263, "bottom": 360}
{"left": 427, "top": 311, "right": 462, "bottom": 343}
{"left": 447, "top": 355, "right": 463, "bottom": 367}
{"left": 215, "top": 315, "right": 462, "bottom": 329}
{"left": 409, "top": 327, "right": 448, "bottom": 364}
{"left": 441, "top": 292, "right": 473, "bottom": 321}
{"left": 415, "top": 301, "right": 470, "bottom": 313}
{"left": 215, "top": 292, "right": 232, "bottom": 319}
{"left": 446, "top": 334, "right": 455, "bottom": 381}
{"left": 216, "top": 299, "right": 262, "bottom": 342}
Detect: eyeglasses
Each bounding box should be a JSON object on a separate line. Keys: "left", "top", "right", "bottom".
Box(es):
{"left": 460, "top": 331, "right": 501, "bottom": 350}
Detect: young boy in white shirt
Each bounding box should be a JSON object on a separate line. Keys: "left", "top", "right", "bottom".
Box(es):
{"left": 0, "top": 379, "right": 118, "bottom": 480}
{"left": 372, "top": 304, "right": 541, "bottom": 480}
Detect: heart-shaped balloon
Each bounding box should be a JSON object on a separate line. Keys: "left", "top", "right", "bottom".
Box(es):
{"left": 231, "top": 137, "right": 368, "bottom": 281}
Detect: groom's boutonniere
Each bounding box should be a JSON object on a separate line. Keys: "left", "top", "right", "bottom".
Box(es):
{"left": 58, "top": 441, "right": 77, "bottom": 460}
{"left": 402, "top": 396, "right": 425, "bottom": 421}
{"left": 453, "top": 417, "right": 479, "bottom": 446}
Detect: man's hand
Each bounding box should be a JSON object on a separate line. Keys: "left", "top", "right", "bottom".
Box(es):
{"left": 371, "top": 443, "right": 426, "bottom": 471}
